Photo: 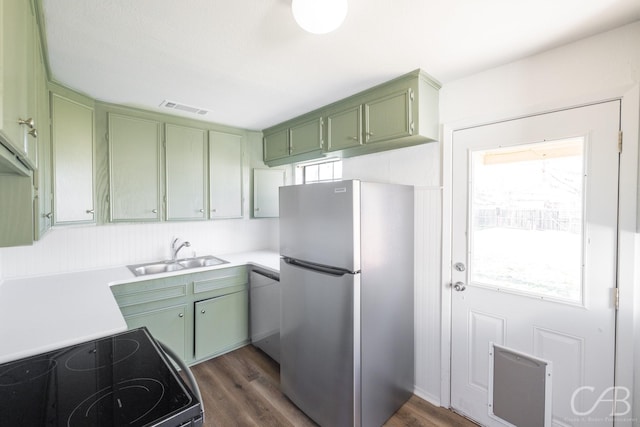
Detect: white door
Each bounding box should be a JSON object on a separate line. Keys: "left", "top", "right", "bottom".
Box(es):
{"left": 450, "top": 101, "right": 620, "bottom": 427}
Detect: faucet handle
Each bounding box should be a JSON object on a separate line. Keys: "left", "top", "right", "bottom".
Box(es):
{"left": 171, "top": 237, "right": 180, "bottom": 249}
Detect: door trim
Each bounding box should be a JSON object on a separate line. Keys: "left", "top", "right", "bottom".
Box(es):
{"left": 440, "top": 86, "right": 639, "bottom": 427}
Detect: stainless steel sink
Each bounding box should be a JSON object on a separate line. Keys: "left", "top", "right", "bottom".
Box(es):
{"left": 128, "top": 255, "right": 228, "bottom": 276}
{"left": 177, "top": 255, "right": 227, "bottom": 268}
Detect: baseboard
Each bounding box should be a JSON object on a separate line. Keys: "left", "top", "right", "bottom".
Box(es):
{"left": 413, "top": 386, "right": 442, "bottom": 407}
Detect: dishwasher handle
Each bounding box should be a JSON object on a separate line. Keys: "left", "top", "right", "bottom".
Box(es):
{"left": 251, "top": 269, "right": 280, "bottom": 282}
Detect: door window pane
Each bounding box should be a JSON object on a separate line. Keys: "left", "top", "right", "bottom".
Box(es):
{"left": 470, "top": 138, "right": 585, "bottom": 302}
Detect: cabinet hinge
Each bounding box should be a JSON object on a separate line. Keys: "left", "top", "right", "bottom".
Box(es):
{"left": 613, "top": 287, "right": 620, "bottom": 310}
{"left": 618, "top": 131, "right": 623, "bottom": 153}
{"left": 409, "top": 88, "right": 414, "bottom": 101}
{"left": 105, "top": 132, "right": 109, "bottom": 142}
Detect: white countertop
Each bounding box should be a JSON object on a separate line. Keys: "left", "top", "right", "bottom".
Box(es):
{"left": 0, "top": 250, "right": 279, "bottom": 364}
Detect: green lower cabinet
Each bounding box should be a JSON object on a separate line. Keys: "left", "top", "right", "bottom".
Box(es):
{"left": 194, "top": 290, "right": 249, "bottom": 360}
{"left": 124, "top": 304, "right": 187, "bottom": 361}
{"left": 112, "top": 266, "right": 249, "bottom": 365}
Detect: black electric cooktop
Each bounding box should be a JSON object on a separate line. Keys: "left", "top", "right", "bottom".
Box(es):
{"left": 0, "top": 327, "right": 203, "bottom": 426}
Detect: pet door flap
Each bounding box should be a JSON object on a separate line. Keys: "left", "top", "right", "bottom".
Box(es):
{"left": 488, "top": 343, "right": 552, "bottom": 427}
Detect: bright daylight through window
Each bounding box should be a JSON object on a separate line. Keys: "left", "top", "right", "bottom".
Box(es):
{"left": 299, "top": 159, "right": 343, "bottom": 184}
{"left": 470, "top": 138, "right": 585, "bottom": 302}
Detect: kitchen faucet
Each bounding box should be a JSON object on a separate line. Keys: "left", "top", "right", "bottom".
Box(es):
{"left": 171, "top": 238, "right": 191, "bottom": 261}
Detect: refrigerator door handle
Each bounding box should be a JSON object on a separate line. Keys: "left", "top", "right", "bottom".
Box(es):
{"left": 283, "top": 257, "right": 357, "bottom": 276}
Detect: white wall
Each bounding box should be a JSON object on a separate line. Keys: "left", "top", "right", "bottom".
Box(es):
{"left": 0, "top": 219, "right": 279, "bottom": 278}
{"left": 440, "top": 21, "right": 640, "bottom": 125}
{"left": 341, "top": 141, "right": 444, "bottom": 403}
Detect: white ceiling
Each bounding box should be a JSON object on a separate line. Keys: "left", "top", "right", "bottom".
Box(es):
{"left": 41, "top": 0, "right": 640, "bottom": 131}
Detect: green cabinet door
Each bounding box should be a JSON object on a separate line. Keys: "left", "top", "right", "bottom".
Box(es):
{"left": 290, "top": 117, "right": 323, "bottom": 156}
{"left": 124, "top": 304, "right": 187, "bottom": 361}
{"left": 0, "top": 176, "right": 33, "bottom": 247}
{"left": 51, "top": 94, "right": 95, "bottom": 224}
{"left": 34, "top": 41, "right": 52, "bottom": 239}
{"left": 0, "top": 0, "right": 32, "bottom": 167}
{"left": 165, "top": 124, "right": 207, "bottom": 220}
{"left": 109, "top": 114, "right": 161, "bottom": 221}
{"left": 326, "top": 104, "right": 362, "bottom": 152}
{"left": 253, "top": 168, "right": 285, "bottom": 218}
{"left": 194, "top": 289, "right": 249, "bottom": 360}
{"left": 209, "top": 131, "right": 243, "bottom": 219}
{"left": 263, "top": 128, "right": 289, "bottom": 163}
{"left": 22, "top": 4, "right": 38, "bottom": 170}
{"left": 364, "top": 89, "right": 413, "bottom": 144}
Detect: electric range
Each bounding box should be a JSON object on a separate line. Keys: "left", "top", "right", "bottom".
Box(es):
{"left": 0, "top": 327, "right": 203, "bottom": 426}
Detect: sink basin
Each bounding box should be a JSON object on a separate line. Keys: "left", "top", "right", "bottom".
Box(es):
{"left": 178, "top": 255, "right": 227, "bottom": 268}
{"left": 130, "top": 262, "right": 184, "bottom": 276}
{"left": 128, "top": 255, "right": 228, "bottom": 276}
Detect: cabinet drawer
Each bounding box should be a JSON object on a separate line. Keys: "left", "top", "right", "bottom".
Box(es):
{"left": 112, "top": 280, "right": 188, "bottom": 307}
{"left": 192, "top": 266, "right": 248, "bottom": 294}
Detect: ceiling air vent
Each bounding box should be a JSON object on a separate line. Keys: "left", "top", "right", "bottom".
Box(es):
{"left": 160, "top": 100, "right": 208, "bottom": 116}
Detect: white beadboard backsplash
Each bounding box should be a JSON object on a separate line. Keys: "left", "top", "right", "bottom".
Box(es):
{"left": 0, "top": 218, "right": 279, "bottom": 279}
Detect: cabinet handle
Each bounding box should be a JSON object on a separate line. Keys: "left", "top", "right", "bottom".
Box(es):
{"left": 350, "top": 136, "right": 358, "bottom": 141}
{"left": 86, "top": 209, "right": 94, "bottom": 214}
{"left": 178, "top": 313, "right": 184, "bottom": 318}
{"left": 43, "top": 212, "right": 52, "bottom": 219}
{"left": 201, "top": 309, "right": 206, "bottom": 314}
{"left": 28, "top": 128, "right": 38, "bottom": 138}
{"left": 199, "top": 209, "right": 205, "bottom": 213}
{"left": 18, "top": 117, "right": 35, "bottom": 129}
{"left": 152, "top": 209, "right": 158, "bottom": 214}
{"left": 211, "top": 208, "right": 217, "bottom": 213}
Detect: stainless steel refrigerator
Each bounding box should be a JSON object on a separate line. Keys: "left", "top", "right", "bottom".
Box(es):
{"left": 279, "top": 179, "right": 414, "bottom": 427}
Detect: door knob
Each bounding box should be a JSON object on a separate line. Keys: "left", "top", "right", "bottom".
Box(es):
{"left": 453, "top": 282, "right": 466, "bottom": 292}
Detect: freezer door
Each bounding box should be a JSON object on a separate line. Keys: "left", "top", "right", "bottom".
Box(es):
{"left": 280, "top": 258, "right": 359, "bottom": 427}
{"left": 279, "top": 180, "right": 360, "bottom": 271}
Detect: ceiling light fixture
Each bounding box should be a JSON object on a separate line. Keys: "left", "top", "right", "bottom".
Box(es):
{"left": 292, "top": 0, "right": 348, "bottom": 34}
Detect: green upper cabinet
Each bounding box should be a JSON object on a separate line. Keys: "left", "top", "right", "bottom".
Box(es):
{"left": 263, "top": 115, "right": 324, "bottom": 167}
{"left": 326, "top": 104, "right": 362, "bottom": 152}
{"left": 0, "top": 0, "right": 38, "bottom": 173}
{"left": 209, "top": 130, "right": 243, "bottom": 219}
{"left": 108, "top": 114, "right": 161, "bottom": 222}
{"left": 51, "top": 93, "right": 95, "bottom": 225}
{"left": 263, "top": 128, "right": 289, "bottom": 163}
{"left": 364, "top": 89, "right": 413, "bottom": 144}
{"left": 165, "top": 124, "right": 207, "bottom": 221}
{"left": 263, "top": 69, "right": 440, "bottom": 165}
{"left": 290, "top": 116, "right": 323, "bottom": 155}
{"left": 33, "top": 40, "right": 52, "bottom": 239}
{"left": 253, "top": 168, "right": 285, "bottom": 218}
{"left": 0, "top": 176, "right": 33, "bottom": 247}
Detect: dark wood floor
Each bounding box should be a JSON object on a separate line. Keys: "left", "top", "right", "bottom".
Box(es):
{"left": 189, "top": 345, "right": 478, "bottom": 427}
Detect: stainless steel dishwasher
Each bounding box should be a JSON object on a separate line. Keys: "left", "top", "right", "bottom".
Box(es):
{"left": 249, "top": 268, "right": 280, "bottom": 363}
